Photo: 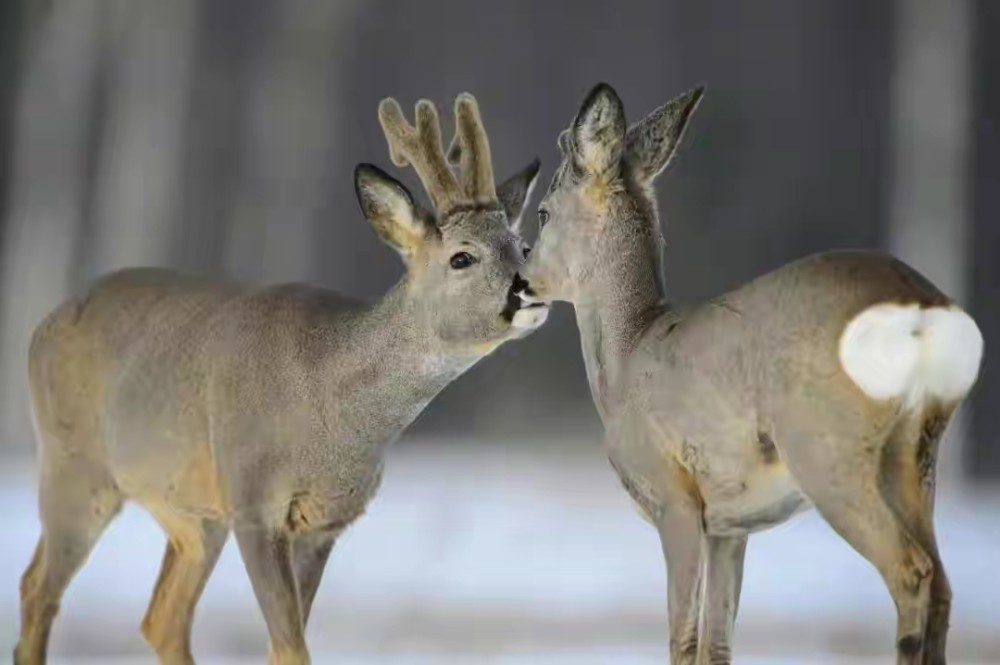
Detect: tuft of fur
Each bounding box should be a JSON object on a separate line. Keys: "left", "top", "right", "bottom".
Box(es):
{"left": 839, "top": 303, "right": 983, "bottom": 407}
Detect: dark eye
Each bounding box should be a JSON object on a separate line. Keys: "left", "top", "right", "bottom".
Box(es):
{"left": 522, "top": 246, "right": 532, "bottom": 259}
{"left": 538, "top": 209, "right": 550, "bottom": 227}
{"left": 449, "top": 252, "right": 477, "bottom": 270}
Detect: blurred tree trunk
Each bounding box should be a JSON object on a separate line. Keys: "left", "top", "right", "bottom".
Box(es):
{"left": 888, "top": 0, "right": 974, "bottom": 481}
{"left": 82, "top": 0, "right": 197, "bottom": 277}
{"left": 0, "top": 0, "right": 27, "bottom": 268}
{"left": 0, "top": 0, "right": 54, "bottom": 339}
{"left": 888, "top": 0, "right": 972, "bottom": 303}
{"left": 970, "top": 0, "right": 1000, "bottom": 480}
{"left": 0, "top": 0, "right": 363, "bottom": 452}
{"left": 0, "top": 0, "right": 110, "bottom": 450}
{"left": 170, "top": 0, "right": 264, "bottom": 274}
{"left": 223, "top": 0, "right": 360, "bottom": 285}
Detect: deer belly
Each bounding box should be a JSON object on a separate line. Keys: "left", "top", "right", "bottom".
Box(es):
{"left": 703, "top": 464, "right": 812, "bottom": 536}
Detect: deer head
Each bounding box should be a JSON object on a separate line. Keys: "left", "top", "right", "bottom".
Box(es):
{"left": 521, "top": 83, "right": 704, "bottom": 304}
{"left": 355, "top": 93, "right": 547, "bottom": 353}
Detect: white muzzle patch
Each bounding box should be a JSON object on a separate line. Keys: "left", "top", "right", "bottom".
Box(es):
{"left": 511, "top": 304, "right": 549, "bottom": 330}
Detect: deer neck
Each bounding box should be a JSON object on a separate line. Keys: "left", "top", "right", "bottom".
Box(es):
{"left": 317, "top": 281, "right": 481, "bottom": 440}
{"left": 574, "top": 214, "right": 664, "bottom": 420}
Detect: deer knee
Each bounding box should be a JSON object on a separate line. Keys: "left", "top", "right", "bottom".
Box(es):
{"left": 19, "top": 543, "right": 44, "bottom": 597}
{"left": 892, "top": 543, "right": 934, "bottom": 599}
{"left": 141, "top": 629, "right": 193, "bottom": 665}
{"left": 931, "top": 568, "right": 952, "bottom": 603}
{"left": 703, "top": 641, "right": 734, "bottom": 665}
{"left": 139, "top": 612, "right": 164, "bottom": 648}
{"left": 140, "top": 611, "right": 187, "bottom": 657}
{"left": 18, "top": 573, "right": 59, "bottom": 627}
{"left": 669, "top": 636, "right": 698, "bottom": 664}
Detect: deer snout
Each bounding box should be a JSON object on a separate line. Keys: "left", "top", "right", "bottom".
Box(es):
{"left": 501, "top": 272, "right": 549, "bottom": 331}
{"left": 511, "top": 272, "right": 531, "bottom": 297}
{"left": 512, "top": 272, "right": 544, "bottom": 305}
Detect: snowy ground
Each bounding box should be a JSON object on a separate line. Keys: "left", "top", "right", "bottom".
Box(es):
{"left": 2, "top": 438, "right": 998, "bottom": 663}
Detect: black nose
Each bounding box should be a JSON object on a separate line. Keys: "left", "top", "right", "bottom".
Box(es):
{"left": 502, "top": 275, "right": 527, "bottom": 322}
{"left": 511, "top": 272, "right": 530, "bottom": 294}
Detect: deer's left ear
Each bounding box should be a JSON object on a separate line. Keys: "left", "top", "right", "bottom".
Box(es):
{"left": 355, "top": 163, "right": 435, "bottom": 262}
{"left": 496, "top": 158, "right": 540, "bottom": 234}
{"left": 625, "top": 86, "right": 704, "bottom": 185}
{"left": 572, "top": 83, "right": 626, "bottom": 178}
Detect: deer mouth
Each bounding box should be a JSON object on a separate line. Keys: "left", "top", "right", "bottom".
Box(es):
{"left": 501, "top": 273, "right": 548, "bottom": 328}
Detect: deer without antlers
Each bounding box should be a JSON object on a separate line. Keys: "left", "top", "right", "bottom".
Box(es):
{"left": 521, "top": 83, "right": 983, "bottom": 665}
{"left": 15, "top": 93, "right": 546, "bottom": 665}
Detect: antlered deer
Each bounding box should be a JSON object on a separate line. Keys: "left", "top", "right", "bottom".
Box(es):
{"left": 16, "top": 93, "right": 547, "bottom": 665}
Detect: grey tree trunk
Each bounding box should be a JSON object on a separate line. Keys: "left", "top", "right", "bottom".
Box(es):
{"left": 84, "top": 0, "right": 198, "bottom": 277}
{"left": 888, "top": 0, "right": 973, "bottom": 481}
{"left": 224, "top": 0, "right": 361, "bottom": 285}
{"left": 0, "top": 0, "right": 109, "bottom": 450}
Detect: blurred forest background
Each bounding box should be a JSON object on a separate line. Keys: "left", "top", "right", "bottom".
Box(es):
{"left": 0, "top": 0, "right": 999, "bottom": 662}
{"left": 0, "top": 0, "right": 997, "bottom": 477}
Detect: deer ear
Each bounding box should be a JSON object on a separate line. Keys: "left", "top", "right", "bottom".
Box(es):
{"left": 496, "top": 158, "right": 540, "bottom": 234}
{"left": 556, "top": 129, "right": 572, "bottom": 156}
{"left": 572, "top": 83, "right": 626, "bottom": 178}
{"left": 625, "top": 86, "right": 704, "bottom": 184}
{"left": 354, "top": 164, "right": 434, "bottom": 260}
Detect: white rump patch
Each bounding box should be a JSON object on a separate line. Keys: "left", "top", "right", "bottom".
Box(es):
{"left": 839, "top": 303, "right": 983, "bottom": 407}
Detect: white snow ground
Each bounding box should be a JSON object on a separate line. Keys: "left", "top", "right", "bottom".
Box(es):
{"left": 2, "top": 439, "right": 998, "bottom": 664}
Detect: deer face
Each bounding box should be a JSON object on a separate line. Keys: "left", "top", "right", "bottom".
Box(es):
{"left": 355, "top": 164, "right": 546, "bottom": 351}
{"left": 522, "top": 83, "right": 703, "bottom": 305}
{"left": 419, "top": 205, "right": 548, "bottom": 347}
{"left": 356, "top": 93, "right": 547, "bottom": 354}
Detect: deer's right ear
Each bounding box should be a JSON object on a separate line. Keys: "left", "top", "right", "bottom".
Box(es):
{"left": 572, "top": 83, "right": 626, "bottom": 178}
{"left": 355, "top": 164, "right": 434, "bottom": 259}
{"left": 496, "top": 158, "right": 541, "bottom": 234}
{"left": 624, "top": 86, "right": 704, "bottom": 184}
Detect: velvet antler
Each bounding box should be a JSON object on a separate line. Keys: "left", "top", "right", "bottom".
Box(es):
{"left": 379, "top": 93, "right": 498, "bottom": 216}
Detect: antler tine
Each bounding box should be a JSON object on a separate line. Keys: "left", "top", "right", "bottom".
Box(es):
{"left": 378, "top": 97, "right": 462, "bottom": 212}
{"left": 447, "top": 93, "right": 497, "bottom": 205}
{"left": 377, "top": 98, "right": 412, "bottom": 168}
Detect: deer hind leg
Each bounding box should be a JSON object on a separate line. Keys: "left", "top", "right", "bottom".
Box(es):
{"left": 780, "top": 421, "right": 933, "bottom": 665}
{"left": 881, "top": 408, "right": 954, "bottom": 665}
{"left": 141, "top": 509, "right": 228, "bottom": 665}
{"left": 292, "top": 529, "right": 340, "bottom": 628}
{"left": 15, "top": 458, "right": 122, "bottom": 665}
{"left": 698, "top": 534, "right": 748, "bottom": 665}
